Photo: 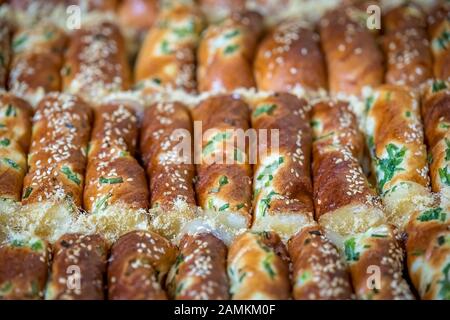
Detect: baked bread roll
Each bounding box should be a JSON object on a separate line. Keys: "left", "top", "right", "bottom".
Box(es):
{"left": 0, "top": 93, "right": 32, "bottom": 202}
{"left": 134, "top": 2, "right": 204, "bottom": 93}
{"left": 45, "top": 233, "right": 107, "bottom": 300}
{"left": 365, "top": 85, "right": 432, "bottom": 228}
{"left": 381, "top": 3, "right": 433, "bottom": 89}
{"left": 107, "top": 230, "right": 177, "bottom": 300}
{"left": 118, "top": 0, "right": 159, "bottom": 35}
{"left": 249, "top": 93, "right": 314, "bottom": 239}
{"left": 319, "top": 5, "right": 383, "bottom": 97}
{"left": 198, "top": 0, "right": 246, "bottom": 22}
{"left": 312, "top": 100, "right": 384, "bottom": 236}
{"left": 311, "top": 99, "right": 413, "bottom": 300}
{"left": 0, "top": 18, "right": 11, "bottom": 90}
{"left": 83, "top": 102, "right": 149, "bottom": 213}
{"left": 140, "top": 101, "right": 196, "bottom": 239}
{"left": 288, "top": 225, "right": 352, "bottom": 300}
{"left": 197, "top": 11, "right": 263, "bottom": 93}
{"left": 428, "top": 3, "right": 450, "bottom": 81}
{"left": 192, "top": 95, "right": 253, "bottom": 227}
{"left": 22, "top": 93, "right": 92, "bottom": 207}
{"left": 0, "top": 237, "right": 49, "bottom": 299}
{"left": 62, "top": 21, "right": 130, "bottom": 105}
{"left": 227, "top": 231, "right": 291, "bottom": 300}
{"left": 166, "top": 232, "right": 229, "bottom": 300}
{"left": 9, "top": 22, "right": 66, "bottom": 106}
{"left": 254, "top": 19, "right": 327, "bottom": 94}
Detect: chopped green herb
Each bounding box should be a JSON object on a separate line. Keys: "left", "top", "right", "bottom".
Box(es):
{"left": 224, "top": 44, "right": 239, "bottom": 54}
{"left": 173, "top": 20, "right": 195, "bottom": 38}
{"left": 376, "top": 143, "right": 407, "bottom": 191}
{"left": 235, "top": 203, "right": 245, "bottom": 210}
{"left": 438, "top": 263, "right": 450, "bottom": 300}
{"left": 440, "top": 122, "right": 450, "bottom": 130}
{"left": 445, "top": 138, "right": 450, "bottom": 161}
{"left": 258, "top": 190, "right": 278, "bottom": 216}
{"left": 371, "top": 234, "right": 387, "bottom": 238}
{"left": 432, "top": 80, "right": 447, "bottom": 92}
{"left": 0, "top": 281, "right": 12, "bottom": 295}
{"left": 11, "top": 239, "right": 24, "bottom": 247}
{"left": 30, "top": 240, "right": 43, "bottom": 252}
{"left": 411, "top": 249, "right": 425, "bottom": 256}
{"left": 437, "top": 235, "right": 447, "bottom": 246}
{"left": 314, "top": 131, "right": 334, "bottom": 142}
{"left": 218, "top": 203, "right": 230, "bottom": 211}
{"left": 310, "top": 119, "right": 320, "bottom": 128}
{"left": 93, "top": 193, "right": 112, "bottom": 213}
{"left": 439, "top": 165, "right": 450, "bottom": 187}
{"left": 61, "top": 166, "right": 81, "bottom": 185}
{"left": 298, "top": 271, "right": 311, "bottom": 285}
{"left": 202, "top": 132, "right": 231, "bottom": 156}
{"left": 238, "top": 272, "right": 247, "bottom": 283}
{"left": 23, "top": 187, "right": 33, "bottom": 199}
{"left": 99, "top": 176, "right": 123, "bottom": 184}
{"left": 257, "top": 157, "right": 284, "bottom": 181}
{"left": 417, "top": 207, "right": 446, "bottom": 222}
{"left": 405, "top": 111, "right": 411, "bottom": 117}
{"left": 152, "top": 78, "right": 162, "bottom": 85}
{"left": 253, "top": 104, "right": 277, "bottom": 118}
{"left": 209, "top": 175, "right": 229, "bottom": 193}
{"left": 436, "top": 30, "right": 450, "bottom": 50}
{"left": 119, "top": 150, "right": 129, "bottom": 157}
{"left": 12, "top": 35, "right": 28, "bottom": 50}
{"left": 5, "top": 104, "right": 16, "bottom": 117}
{"left": 344, "top": 237, "right": 360, "bottom": 261}
{"left": 0, "top": 138, "right": 10, "bottom": 147}
{"left": 365, "top": 95, "right": 375, "bottom": 112}
{"left": 427, "top": 153, "right": 433, "bottom": 164}
{"left": 262, "top": 253, "right": 276, "bottom": 279}
{"left": 161, "top": 40, "right": 172, "bottom": 54}
{"left": 2, "top": 158, "right": 20, "bottom": 170}
{"left": 224, "top": 29, "right": 240, "bottom": 39}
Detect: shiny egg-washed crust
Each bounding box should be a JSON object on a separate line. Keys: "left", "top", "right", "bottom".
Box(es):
{"left": 167, "top": 233, "right": 229, "bottom": 300}
{"left": 227, "top": 231, "right": 291, "bottom": 300}
{"left": 63, "top": 21, "right": 130, "bottom": 105}
{"left": 428, "top": 3, "right": 450, "bottom": 81}
{"left": 134, "top": 2, "right": 205, "bottom": 92}
{"left": 344, "top": 224, "right": 414, "bottom": 300}
{"left": 254, "top": 19, "right": 327, "bottom": 93}
{"left": 140, "top": 101, "right": 196, "bottom": 210}
{"left": 118, "top": 0, "right": 160, "bottom": 33}
{"left": 107, "top": 230, "right": 177, "bottom": 300}
{"left": 311, "top": 101, "right": 384, "bottom": 235}
{"left": 192, "top": 95, "right": 253, "bottom": 225}
{"left": 197, "top": 11, "right": 263, "bottom": 93}
{"left": 250, "top": 93, "right": 314, "bottom": 237}
{"left": 83, "top": 102, "right": 149, "bottom": 213}
{"left": 46, "top": 233, "right": 107, "bottom": 300}
{"left": 8, "top": 22, "right": 67, "bottom": 106}
{"left": 288, "top": 225, "right": 352, "bottom": 300}
{"left": 421, "top": 82, "right": 450, "bottom": 197}
{"left": 381, "top": 4, "right": 432, "bottom": 89}
{"left": 366, "top": 85, "right": 431, "bottom": 227}
{"left": 319, "top": 6, "right": 383, "bottom": 96}
{"left": 0, "top": 238, "right": 49, "bottom": 300}
{"left": 406, "top": 208, "right": 450, "bottom": 300}
{"left": 0, "top": 18, "right": 11, "bottom": 90}
{"left": 0, "top": 93, "right": 32, "bottom": 201}
{"left": 22, "top": 93, "right": 92, "bottom": 207}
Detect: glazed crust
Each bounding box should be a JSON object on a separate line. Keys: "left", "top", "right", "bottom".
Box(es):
{"left": 197, "top": 11, "right": 263, "bottom": 93}
{"left": 254, "top": 19, "right": 327, "bottom": 92}
{"left": 227, "top": 231, "right": 291, "bottom": 300}
{"left": 319, "top": 6, "right": 383, "bottom": 96}
{"left": 288, "top": 225, "right": 352, "bottom": 300}
{"left": 8, "top": 22, "right": 67, "bottom": 105}
{"left": 192, "top": 95, "right": 252, "bottom": 225}
{"left": 428, "top": 3, "right": 450, "bottom": 81}
{"left": 134, "top": 3, "right": 204, "bottom": 92}
{"left": 140, "top": 101, "right": 196, "bottom": 210}
{"left": 118, "top": 0, "right": 159, "bottom": 32}
{"left": 83, "top": 102, "right": 149, "bottom": 213}
{"left": 250, "top": 93, "right": 314, "bottom": 232}
{"left": 63, "top": 22, "right": 130, "bottom": 105}
{"left": 22, "top": 93, "right": 92, "bottom": 206}
{"left": 381, "top": 4, "right": 432, "bottom": 89}
{"left": 0, "top": 93, "right": 32, "bottom": 201}
{"left": 0, "top": 239, "right": 49, "bottom": 300}
{"left": 167, "top": 233, "right": 229, "bottom": 300}
{"left": 46, "top": 233, "right": 107, "bottom": 300}
{"left": 107, "top": 230, "right": 177, "bottom": 300}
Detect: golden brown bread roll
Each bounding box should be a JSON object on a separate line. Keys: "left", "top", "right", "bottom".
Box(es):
{"left": 134, "top": 2, "right": 204, "bottom": 93}
{"left": 118, "top": 0, "right": 159, "bottom": 34}
{"left": 288, "top": 225, "right": 353, "bottom": 300}
{"left": 311, "top": 100, "right": 384, "bottom": 236}
{"left": 0, "top": 93, "right": 32, "bottom": 202}
{"left": 166, "top": 232, "right": 229, "bottom": 300}
{"left": 365, "top": 85, "right": 432, "bottom": 228}
{"left": 8, "top": 22, "right": 67, "bottom": 106}
{"left": 107, "top": 230, "right": 177, "bottom": 300}
{"left": 319, "top": 6, "right": 383, "bottom": 97}
{"left": 227, "top": 231, "right": 291, "bottom": 300}
{"left": 381, "top": 3, "right": 433, "bottom": 89}
{"left": 62, "top": 21, "right": 130, "bottom": 105}
{"left": 192, "top": 95, "right": 253, "bottom": 227}
{"left": 197, "top": 11, "right": 263, "bottom": 93}
{"left": 428, "top": 3, "right": 450, "bottom": 81}
{"left": 254, "top": 19, "right": 327, "bottom": 94}
{"left": 45, "top": 233, "right": 108, "bottom": 300}
{"left": 22, "top": 93, "right": 92, "bottom": 207}
{"left": 0, "top": 237, "right": 49, "bottom": 299}
{"left": 249, "top": 93, "right": 314, "bottom": 239}
{"left": 0, "top": 18, "right": 11, "bottom": 90}
{"left": 83, "top": 102, "right": 149, "bottom": 213}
